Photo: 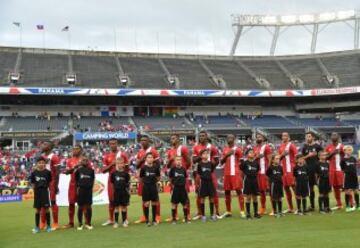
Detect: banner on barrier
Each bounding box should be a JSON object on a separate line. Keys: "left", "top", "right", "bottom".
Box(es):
{"left": 0, "top": 195, "right": 22, "bottom": 203}
{"left": 74, "top": 131, "right": 137, "bottom": 141}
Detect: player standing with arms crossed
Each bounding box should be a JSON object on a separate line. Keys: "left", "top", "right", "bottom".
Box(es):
{"left": 102, "top": 139, "right": 129, "bottom": 226}
{"left": 220, "top": 134, "right": 245, "bottom": 218}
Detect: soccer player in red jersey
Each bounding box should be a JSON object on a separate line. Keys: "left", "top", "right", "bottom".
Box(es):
{"left": 253, "top": 133, "right": 272, "bottom": 215}
{"left": 40, "top": 141, "right": 60, "bottom": 230}
{"left": 102, "top": 138, "right": 129, "bottom": 226}
{"left": 325, "top": 132, "right": 345, "bottom": 209}
{"left": 135, "top": 135, "right": 161, "bottom": 223}
{"left": 220, "top": 134, "right": 245, "bottom": 218}
{"left": 192, "top": 131, "right": 220, "bottom": 220}
{"left": 63, "top": 144, "right": 83, "bottom": 228}
{"left": 165, "top": 134, "right": 191, "bottom": 221}
{"left": 278, "top": 132, "right": 298, "bottom": 213}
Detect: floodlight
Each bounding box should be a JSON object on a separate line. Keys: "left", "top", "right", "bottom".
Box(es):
{"left": 281, "top": 15, "right": 297, "bottom": 24}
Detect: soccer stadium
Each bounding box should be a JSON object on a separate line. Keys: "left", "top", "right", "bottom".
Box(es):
{"left": 1, "top": 1, "right": 360, "bottom": 248}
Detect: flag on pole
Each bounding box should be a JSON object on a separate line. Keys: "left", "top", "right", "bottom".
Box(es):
{"left": 62, "top": 26, "right": 69, "bottom": 31}
{"left": 13, "top": 22, "right": 21, "bottom": 27}
{"left": 36, "top": 25, "right": 44, "bottom": 30}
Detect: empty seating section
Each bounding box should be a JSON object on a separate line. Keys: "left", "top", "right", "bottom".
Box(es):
{"left": 133, "top": 117, "right": 190, "bottom": 130}
{"left": 193, "top": 116, "right": 240, "bottom": 127}
{"left": 240, "top": 116, "right": 297, "bottom": 128}
{"left": 294, "top": 118, "right": 347, "bottom": 127}
{"left": 0, "top": 51, "right": 18, "bottom": 82}
{"left": 0, "top": 49, "right": 359, "bottom": 90}
{"left": 73, "top": 55, "right": 118, "bottom": 88}
{"left": 162, "top": 59, "right": 215, "bottom": 89}
{"left": 119, "top": 58, "right": 168, "bottom": 88}
{"left": 321, "top": 54, "right": 360, "bottom": 87}
{"left": 21, "top": 53, "right": 67, "bottom": 86}
{"left": 280, "top": 58, "right": 329, "bottom": 89}
{"left": 242, "top": 60, "right": 292, "bottom": 89}
{"left": 205, "top": 60, "right": 258, "bottom": 89}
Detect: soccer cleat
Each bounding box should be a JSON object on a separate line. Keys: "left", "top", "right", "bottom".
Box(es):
{"left": 134, "top": 216, "right": 146, "bottom": 224}
{"left": 192, "top": 215, "right": 202, "bottom": 221}
{"left": 220, "top": 212, "right": 232, "bottom": 219}
{"left": 283, "top": 209, "right": 294, "bottom": 214}
{"left": 146, "top": 221, "right": 151, "bottom": 227}
{"left": 156, "top": 215, "right": 161, "bottom": 224}
{"left": 307, "top": 207, "right": 315, "bottom": 212}
{"left": 152, "top": 221, "right": 158, "bottom": 226}
{"left": 113, "top": 223, "right": 119, "bottom": 228}
{"left": 259, "top": 208, "right": 266, "bottom": 215}
{"left": 246, "top": 214, "right": 252, "bottom": 220}
{"left": 201, "top": 216, "right": 207, "bottom": 223}
{"left": 240, "top": 211, "right": 246, "bottom": 218}
{"left": 62, "top": 223, "right": 74, "bottom": 229}
{"left": 51, "top": 223, "right": 59, "bottom": 231}
{"left": 77, "top": 225, "right": 84, "bottom": 231}
{"left": 210, "top": 215, "right": 217, "bottom": 221}
{"left": 46, "top": 226, "right": 52, "bottom": 233}
{"left": 39, "top": 222, "right": 46, "bottom": 230}
{"left": 319, "top": 210, "right": 326, "bottom": 214}
{"left": 268, "top": 211, "right": 275, "bottom": 216}
{"left": 102, "top": 220, "right": 114, "bottom": 226}
{"left": 254, "top": 213, "right": 262, "bottom": 219}
{"left": 85, "top": 224, "right": 93, "bottom": 230}
{"left": 171, "top": 220, "right": 177, "bottom": 225}
{"left": 123, "top": 220, "right": 129, "bottom": 228}
{"left": 32, "top": 227, "right": 40, "bottom": 234}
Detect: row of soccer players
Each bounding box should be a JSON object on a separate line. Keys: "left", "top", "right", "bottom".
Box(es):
{"left": 30, "top": 130, "right": 359, "bottom": 232}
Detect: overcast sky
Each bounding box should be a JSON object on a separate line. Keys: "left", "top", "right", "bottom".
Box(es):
{"left": 0, "top": 0, "right": 359, "bottom": 55}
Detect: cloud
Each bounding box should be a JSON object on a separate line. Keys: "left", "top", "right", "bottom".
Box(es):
{"left": 0, "top": 0, "right": 359, "bottom": 55}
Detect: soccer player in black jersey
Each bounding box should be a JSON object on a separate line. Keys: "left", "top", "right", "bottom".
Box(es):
{"left": 302, "top": 132, "right": 322, "bottom": 211}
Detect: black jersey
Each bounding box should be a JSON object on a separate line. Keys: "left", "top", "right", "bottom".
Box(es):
{"left": 169, "top": 166, "right": 187, "bottom": 187}
{"left": 293, "top": 165, "right": 309, "bottom": 182}
{"left": 302, "top": 143, "right": 322, "bottom": 166}
{"left": 140, "top": 165, "right": 160, "bottom": 185}
{"left": 197, "top": 161, "right": 215, "bottom": 180}
{"left": 315, "top": 162, "right": 330, "bottom": 178}
{"left": 266, "top": 166, "right": 283, "bottom": 183}
{"left": 241, "top": 159, "right": 259, "bottom": 179}
{"left": 111, "top": 170, "right": 130, "bottom": 190}
{"left": 75, "top": 166, "right": 95, "bottom": 189}
{"left": 30, "top": 169, "right": 51, "bottom": 189}
{"left": 340, "top": 156, "right": 358, "bottom": 177}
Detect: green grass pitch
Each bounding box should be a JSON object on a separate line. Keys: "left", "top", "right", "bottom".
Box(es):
{"left": 1, "top": 193, "right": 360, "bottom": 248}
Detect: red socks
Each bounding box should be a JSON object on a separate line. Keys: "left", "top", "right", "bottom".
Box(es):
{"left": 51, "top": 204, "right": 59, "bottom": 224}
{"left": 260, "top": 192, "right": 266, "bottom": 209}
{"left": 69, "top": 204, "right": 75, "bottom": 224}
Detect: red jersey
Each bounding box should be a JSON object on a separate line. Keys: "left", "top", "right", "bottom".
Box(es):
{"left": 66, "top": 156, "right": 81, "bottom": 186}
{"left": 166, "top": 145, "right": 191, "bottom": 169}
{"left": 253, "top": 143, "right": 272, "bottom": 175}
{"left": 192, "top": 142, "right": 219, "bottom": 163}
{"left": 43, "top": 152, "right": 60, "bottom": 181}
{"left": 278, "top": 142, "right": 297, "bottom": 174}
{"left": 325, "top": 143, "right": 344, "bottom": 172}
{"left": 221, "top": 146, "right": 242, "bottom": 176}
{"left": 103, "top": 150, "right": 129, "bottom": 180}
{"left": 136, "top": 146, "right": 160, "bottom": 169}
